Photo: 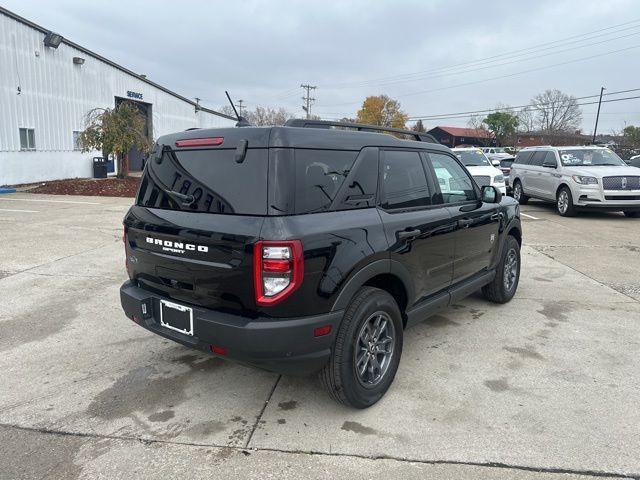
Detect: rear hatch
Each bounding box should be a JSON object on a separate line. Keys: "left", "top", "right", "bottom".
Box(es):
{"left": 124, "top": 129, "right": 270, "bottom": 315}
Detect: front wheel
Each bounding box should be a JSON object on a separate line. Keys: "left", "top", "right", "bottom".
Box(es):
{"left": 624, "top": 211, "right": 639, "bottom": 218}
{"left": 556, "top": 186, "right": 577, "bottom": 217}
{"left": 320, "top": 287, "right": 403, "bottom": 408}
{"left": 482, "top": 235, "right": 521, "bottom": 304}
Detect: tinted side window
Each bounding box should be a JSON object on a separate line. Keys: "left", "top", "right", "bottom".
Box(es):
{"left": 544, "top": 151, "right": 557, "bottom": 166}
{"left": 514, "top": 151, "right": 533, "bottom": 165}
{"left": 380, "top": 150, "right": 432, "bottom": 210}
{"left": 294, "top": 149, "right": 358, "bottom": 214}
{"left": 429, "top": 152, "right": 477, "bottom": 204}
{"left": 529, "top": 151, "right": 546, "bottom": 166}
{"left": 334, "top": 148, "right": 378, "bottom": 210}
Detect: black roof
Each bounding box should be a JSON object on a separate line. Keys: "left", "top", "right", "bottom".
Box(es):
{"left": 159, "top": 122, "right": 450, "bottom": 152}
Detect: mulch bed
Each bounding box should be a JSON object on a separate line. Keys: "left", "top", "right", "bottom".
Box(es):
{"left": 25, "top": 177, "right": 141, "bottom": 198}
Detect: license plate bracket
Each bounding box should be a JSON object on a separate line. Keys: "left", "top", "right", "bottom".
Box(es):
{"left": 159, "top": 299, "right": 194, "bottom": 336}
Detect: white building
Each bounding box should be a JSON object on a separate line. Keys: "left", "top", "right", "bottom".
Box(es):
{"left": 0, "top": 6, "right": 236, "bottom": 186}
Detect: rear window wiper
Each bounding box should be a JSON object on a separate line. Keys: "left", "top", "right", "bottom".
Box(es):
{"left": 165, "top": 190, "right": 195, "bottom": 206}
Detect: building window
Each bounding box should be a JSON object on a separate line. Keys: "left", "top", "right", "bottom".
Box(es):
{"left": 73, "top": 131, "right": 82, "bottom": 151}
{"left": 19, "top": 128, "right": 36, "bottom": 151}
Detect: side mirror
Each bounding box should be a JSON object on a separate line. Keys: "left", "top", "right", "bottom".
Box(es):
{"left": 481, "top": 185, "right": 502, "bottom": 204}
{"left": 542, "top": 159, "right": 557, "bottom": 168}
{"left": 492, "top": 159, "right": 501, "bottom": 166}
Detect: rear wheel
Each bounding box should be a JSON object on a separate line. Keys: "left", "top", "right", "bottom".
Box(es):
{"left": 482, "top": 235, "right": 521, "bottom": 304}
{"left": 624, "top": 211, "right": 639, "bottom": 218}
{"left": 556, "top": 186, "right": 577, "bottom": 217}
{"left": 512, "top": 180, "right": 528, "bottom": 205}
{"left": 320, "top": 287, "right": 403, "bottom": 408}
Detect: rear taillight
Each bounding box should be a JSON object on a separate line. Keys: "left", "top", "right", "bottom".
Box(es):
{"left": 253, "top": 240, "right": 303, "bottom": 306}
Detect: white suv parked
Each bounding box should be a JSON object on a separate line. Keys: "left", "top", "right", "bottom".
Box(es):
{"left": 452, "top": 147, "right": 506, "bottom": 195}
{"left": 510, "top": 146, "right": 640, "bottom": 217}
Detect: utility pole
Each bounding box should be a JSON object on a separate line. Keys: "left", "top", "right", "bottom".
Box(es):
{"left": 592, "top": 86, "right": 605, "bottom": 144}
{"left": 301, "top": 84, "right": 316, "bottom": 119}
{"left": 235, "top": 99, "right": 245, "bottom": 117}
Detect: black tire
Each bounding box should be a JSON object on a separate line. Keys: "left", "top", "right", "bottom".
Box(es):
{"left": 512, "top": 180, "right": 529, "bottom": 205}
{"left": 556, "top": 186, "right": 577, "bottom": 217}
{"left": 624, "top": 211, "right": 639, "bottom": 218}
{"left": 320, "top": 287, "right": 403, "bottom": 409}
{"left": 482, "top": 235, "right": 521, "bottom": 304}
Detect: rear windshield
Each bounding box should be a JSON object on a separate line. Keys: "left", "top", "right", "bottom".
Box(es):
{"left": 137, "top": 148, "right": 268, "bottom": 215}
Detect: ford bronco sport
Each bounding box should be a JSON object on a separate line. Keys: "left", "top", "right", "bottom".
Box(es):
{"left": 120, "top": 119, "right": 522, "bottom": 408}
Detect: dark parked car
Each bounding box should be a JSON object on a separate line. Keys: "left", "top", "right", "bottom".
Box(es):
{"left": 120, "top": 119, "right": 522, "bottom": 408}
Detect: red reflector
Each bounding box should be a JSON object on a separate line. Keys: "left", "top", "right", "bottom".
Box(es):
{"left": 210, "top": 345, "right": 228, "bottom": 356}
{"left": 175, "top": 137, "right": 224, "bottom": 148}
{"left": 262, "top": 259, "right": 291, "bottom": 273}
{"left": 314, "top": 325, "right": 332, "bottom": 337}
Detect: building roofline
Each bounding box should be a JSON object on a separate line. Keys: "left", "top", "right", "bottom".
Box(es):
{"left": 0, "top": 5, "right": 236, "bottom": 121}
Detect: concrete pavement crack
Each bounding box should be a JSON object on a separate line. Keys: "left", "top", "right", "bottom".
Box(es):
{"left": 243, "top": 374, "right": 281, "bottom": 448}
{"left": 0, "top": 422, "right": 637, "bottom": 479}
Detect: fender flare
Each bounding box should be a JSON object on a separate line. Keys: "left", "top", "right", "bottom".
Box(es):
{"left": 331, "top": 258, "right": 415, "bottom": 312}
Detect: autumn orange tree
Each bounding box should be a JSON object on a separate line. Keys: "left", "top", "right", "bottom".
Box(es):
{"left": 356, "top": 95, "right": 408, "bottom": 129}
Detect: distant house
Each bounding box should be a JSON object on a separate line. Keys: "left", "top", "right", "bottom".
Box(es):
{"left": 516, "top": 132, "right": 590, "bottom": 147}
{"left": 427, "top": 126, "right": 495, "bottom": 147}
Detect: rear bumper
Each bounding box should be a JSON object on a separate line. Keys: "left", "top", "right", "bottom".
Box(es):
{"left": 120, "top": 281, "right": 342, "bottom": 375}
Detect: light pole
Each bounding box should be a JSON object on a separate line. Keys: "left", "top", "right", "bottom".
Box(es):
{"left": 592, "top": 86, "right": 605, "bottom": 144}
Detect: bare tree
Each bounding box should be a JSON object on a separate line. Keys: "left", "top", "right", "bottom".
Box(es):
{"left": 248, "top": 106, "right": 292, "bottom": 126}
{"left": 529, "top": 89, "right": 582, "bottom": 133}
{"left": 220, "top": 105, "right": 292, "bottom": 126}
{"left": 467, "top": 115, "right": 484, "bottom": 130}
{"left": 517, "top": 107, "right": 536, "bottom": 132}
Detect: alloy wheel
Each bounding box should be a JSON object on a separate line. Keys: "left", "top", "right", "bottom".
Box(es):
{"left": 503, "top": 248, "right": 518, "bottom": 292}
{"left": 557, "top": 190, "right": 569, "bottom": 214}
{"left": 514, "top": 183, "right": 521, "bottom": 201}
{"left": 354, "top": 311, "right": 395, "bottom": 387}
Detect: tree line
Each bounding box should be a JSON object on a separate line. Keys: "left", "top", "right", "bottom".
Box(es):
{"left": 77, "top": 89, "right": 639, "bottom": 179}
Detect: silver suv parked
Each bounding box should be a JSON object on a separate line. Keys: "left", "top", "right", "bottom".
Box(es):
{"left": 510, "top": 146, "right": 640, "bottom": 217}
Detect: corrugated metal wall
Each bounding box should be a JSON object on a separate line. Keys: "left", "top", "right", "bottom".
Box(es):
{"left": 0, "top": 11, "right": 235, "bottom": 183}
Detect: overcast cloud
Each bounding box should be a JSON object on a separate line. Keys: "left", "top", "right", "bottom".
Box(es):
{"left": 4, "top": 0, "right": 640, "bottom": 133}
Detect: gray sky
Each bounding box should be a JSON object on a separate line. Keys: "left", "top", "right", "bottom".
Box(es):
{"left": 5, "top": 0, "right": 640, "bottom": 134}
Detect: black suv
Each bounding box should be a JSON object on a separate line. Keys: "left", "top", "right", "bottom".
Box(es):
{"left": 120, "top": 119, "right": 522, "bottom": 408}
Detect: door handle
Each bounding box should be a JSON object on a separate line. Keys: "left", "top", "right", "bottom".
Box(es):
{"left": 457, "top": 218, "right": 472, "bottom": 228}
{"left": 398, "top": 228, "right": 421, "bottom": 239}
{"left": 490, "top": 212, "right": 501, "bottom": 221}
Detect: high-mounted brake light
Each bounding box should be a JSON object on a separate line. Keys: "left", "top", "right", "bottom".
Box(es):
{"left": 175, "top": 137, "right": 224, "bottom": 148}
{"left": 253, "top": 240, "right": 303, "bottom": 306}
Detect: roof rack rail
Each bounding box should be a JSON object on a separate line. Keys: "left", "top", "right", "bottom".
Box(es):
{"left": 284, "top": 119, "right": 439, "bottom": 144}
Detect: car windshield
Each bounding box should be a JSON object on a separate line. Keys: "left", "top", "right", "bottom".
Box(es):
{"left": 559, "top": 149, "right": 626, "bottom": 167}
{"left": 454, "top": 150, "right": 491, "bottom": 167}
{"left": 493, "top": 148, "right": 507, "bottom": 154}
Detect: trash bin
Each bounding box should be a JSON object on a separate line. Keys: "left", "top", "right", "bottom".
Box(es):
{"left": 92, "top": 157, "right": 108, "bottom": 179}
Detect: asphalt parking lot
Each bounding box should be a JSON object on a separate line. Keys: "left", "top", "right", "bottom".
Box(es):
{"left": 0, "top": 193, "right": 639, "bottom": 480}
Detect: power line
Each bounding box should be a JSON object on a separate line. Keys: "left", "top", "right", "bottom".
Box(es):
{"left": 326, "top": 29, "right": 640, "bottom": 92}
{"left": 408, "top": 94, "right": 640, "bottom": 122}
{"left": 408, "top": 88, "right": 640, "bottom": 120}
{"left": 301, "top": 84, "right": 317, "bottom": 119}
{"left": 319, "top": 43, "right": 640, "bottom": 109}
{"left": 321, "top": 18, "right": 640, "bottom": 90}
